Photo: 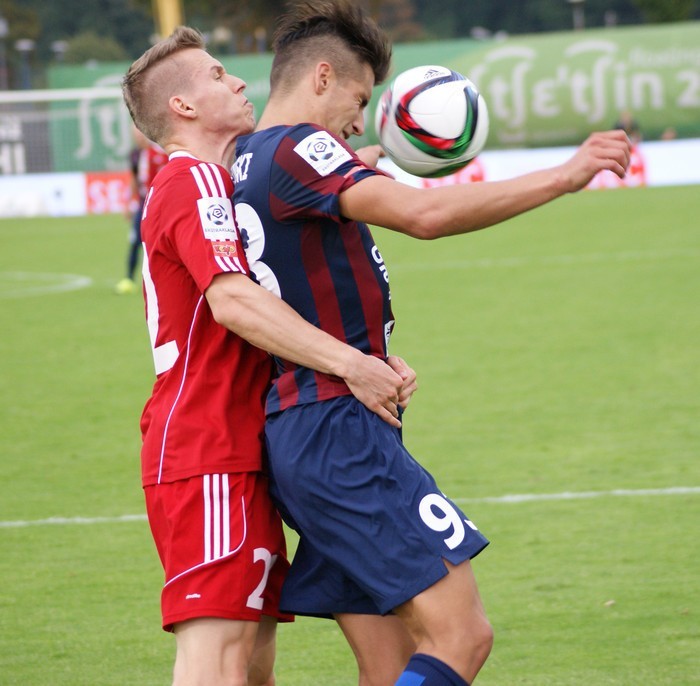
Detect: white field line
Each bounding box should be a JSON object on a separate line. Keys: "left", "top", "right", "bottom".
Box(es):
{"left": 2, "top": 247, "right": 697, "bottom": 298}
{"left": 2, "top": 487, "right": 699, "bottom": 529}
{"left": 0, "top": 271, "right": 93, "bottom": 299}
{"left": 0, "top": 514, "right": 147, "bottom": 529}
{"left": 453, "top": 486, "right": 700, "bottom": 505}
{"left": 390, "top": 247, "right": 700, "bottom": 273}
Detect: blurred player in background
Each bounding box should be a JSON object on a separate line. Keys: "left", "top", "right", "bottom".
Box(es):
{"left": 233, "top": 2, "right": 632, "bottom": 685}
{"left": 122, "top": 25, "right": 415, "bottom": 686}
{"left": 115, "top": 125, "right": 168, "bottom": 294}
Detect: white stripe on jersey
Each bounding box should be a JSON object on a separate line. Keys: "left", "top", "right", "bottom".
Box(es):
{"left": 215, "top": 254, "right": 246, "bottom": 273}
{"left": 190, "top": 162, "right": 227, "bottom": 198}
{"left": 198, "top": 162, "right": 227, "bottom": 197}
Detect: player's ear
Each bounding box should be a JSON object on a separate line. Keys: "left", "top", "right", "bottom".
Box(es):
{"left": 169, "top": 95, "right": 196, "bottom": 119}
{"left": 313, "top": 62, "right": 333, "bottom": 94}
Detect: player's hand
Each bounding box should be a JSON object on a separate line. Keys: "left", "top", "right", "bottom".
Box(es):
{"left": 343, "top": 352, "right": 404, "bottom": 428}
{"left": 558, "top": 130, "right": 632, "bottom": 192}
{"left": 355, "top": 144, "right": 385, "bottom": 169}
{"left": 387, "top": 355, "right": 418, "bottom": 410}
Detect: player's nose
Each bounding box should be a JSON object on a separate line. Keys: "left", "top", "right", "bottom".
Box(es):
{"left": 352, "top": 113, "right": 365, "bottom": 136}
{"left": 229, "top": 74, "right": 247, "bottom": 93}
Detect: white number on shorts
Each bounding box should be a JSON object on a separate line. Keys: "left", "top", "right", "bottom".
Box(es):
{"left": 418, "top": 493, "right": 466, "bottom": 550}
{"left": 246, "top": 547, "right": 278, "bottom": 610}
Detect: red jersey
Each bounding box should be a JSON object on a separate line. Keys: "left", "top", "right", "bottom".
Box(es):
{"left": 139, "top": 152, "right": 273, "bottom": 486}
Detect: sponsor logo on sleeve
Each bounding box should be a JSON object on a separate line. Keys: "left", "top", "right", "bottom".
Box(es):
{"left": 197, "top": 197, "right": 237, "bottom": 240}
{"left": 211, "top": 241, "right": 239, "bottom": 258}
{"left": 293, "top": 131, "right": 352, "bottom": 176}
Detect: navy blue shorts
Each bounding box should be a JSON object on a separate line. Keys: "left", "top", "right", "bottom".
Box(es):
{"left": 265, "top": 395, "right": 489, "bottom": 618}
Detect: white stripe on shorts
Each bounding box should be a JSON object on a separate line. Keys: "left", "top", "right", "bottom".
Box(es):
{"left": 203, "top": 474, "right": 232, "bottom": 562}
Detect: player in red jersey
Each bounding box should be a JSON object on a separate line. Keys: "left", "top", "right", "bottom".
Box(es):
{"left": 122, "top": 26, "right": 416, "bottom": 686}
{"left": 233, "top": 2, "right": 632, "bottom": 686}
{"left": 115, "top": 126, "right": 168, "bottom": 294}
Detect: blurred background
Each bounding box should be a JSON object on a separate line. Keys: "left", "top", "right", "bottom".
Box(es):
{"left": 0, "top": 0, "right": 699, "bottom": 216}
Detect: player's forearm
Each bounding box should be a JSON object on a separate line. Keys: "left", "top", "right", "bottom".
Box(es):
{"left": 345, "top": 169, "right": 565, "bottom": 240}
{"left": 415, "top": 167, "right": 566, "bottom": 238}
{"left": 206, "top": 273, "right": 363, "bottom": 379}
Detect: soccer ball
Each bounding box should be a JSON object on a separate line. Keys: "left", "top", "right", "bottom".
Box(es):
{"left": 375, "top": 65, "right": 489, "bottom": 178}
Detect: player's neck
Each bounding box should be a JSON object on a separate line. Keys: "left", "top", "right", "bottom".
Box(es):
{"left": 256, "top": 97, "right": 313, "bottom": 132}
{"left": 163, "top": 137, "right": 236, "bottom": 169}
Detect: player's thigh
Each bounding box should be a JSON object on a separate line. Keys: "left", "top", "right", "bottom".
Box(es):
{"left": 335, "top": 613, "right": 415, "bottom": 686}
{"left": 173, "top": 616, "right": 259, "bottom": 685}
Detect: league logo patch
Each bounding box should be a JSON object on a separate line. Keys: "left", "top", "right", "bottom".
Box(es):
{"left": 197, "top": 197, "right": 237, "bottom": 240}
{"left": 207, "top": 203, "right": 228, "bottom": 225}
{"left": 293, "top": 131, "right": 352, "bottom": 176}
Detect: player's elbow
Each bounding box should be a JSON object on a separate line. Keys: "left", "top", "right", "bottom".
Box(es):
{"left": 206, "top": 278, "right": 245, "bottom": 330}
{"left": 397, "top": 202, "right": 449, "bottom": 240}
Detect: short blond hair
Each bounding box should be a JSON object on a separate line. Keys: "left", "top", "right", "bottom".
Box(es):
{"left": 122, "top": 26, "right": 205, "bottom": 145}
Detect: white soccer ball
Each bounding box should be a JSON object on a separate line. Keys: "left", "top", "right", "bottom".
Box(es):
{"left": 375, "top": 65, "right": 489, "bottom": 178}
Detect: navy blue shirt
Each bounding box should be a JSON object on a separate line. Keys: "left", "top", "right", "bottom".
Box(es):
{"left": 233, "top": 124, "right": 394, "bottom": 414}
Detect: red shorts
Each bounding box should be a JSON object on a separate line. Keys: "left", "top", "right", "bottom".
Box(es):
{"left": 145, "top": 472, "right": 292, "bottom": 631}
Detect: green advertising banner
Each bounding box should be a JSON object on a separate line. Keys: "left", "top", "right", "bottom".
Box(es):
{"left": 46, "top": 21, "right": 700, "bottom": 171}
{"left": 374, "top": 23, "right": 700, "bottom": 147}
{"left": 47, "top": 53, "right": 275, "bottom": 172}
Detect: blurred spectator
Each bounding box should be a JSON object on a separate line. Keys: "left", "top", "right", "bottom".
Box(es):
{"left": 613, "top": 111, "right": 641, "bottom": 144}
{"left": 660, "top": 127, "right": 677, "bottom": 141}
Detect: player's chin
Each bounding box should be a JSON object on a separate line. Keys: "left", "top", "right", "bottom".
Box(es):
{"left": 242, "top": 115, "right": 256, "bottom": 134}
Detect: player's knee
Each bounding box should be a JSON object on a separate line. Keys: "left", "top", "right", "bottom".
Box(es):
{"left": 441, "top": 612, "right": 493, "bottom": 669}
{"left": 471, "top": 614, "right": 494, "bottom": 665}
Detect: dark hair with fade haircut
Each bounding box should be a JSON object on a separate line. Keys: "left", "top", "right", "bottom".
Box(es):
{"left": 270, "top": 0, "right": 392, "bottom": 94}
{"left": 122, "top": 26, "right": 205, "bottom": 144}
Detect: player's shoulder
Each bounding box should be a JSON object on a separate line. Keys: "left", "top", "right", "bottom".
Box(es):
{"left": 157, "top": 155, "right": 232, "bottom": 199}
{"left": 238, "top": 123, "right": 329, "bottom": 152}
{"left": 286, "top": 126, "right": 357, "bottom": 178}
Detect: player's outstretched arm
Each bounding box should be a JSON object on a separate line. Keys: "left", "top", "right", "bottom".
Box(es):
{"left": 205, "top": 272, "right": 404, "bottom": 428}
{"left": 341, "top": 130, "right": 631, "bottom": 240}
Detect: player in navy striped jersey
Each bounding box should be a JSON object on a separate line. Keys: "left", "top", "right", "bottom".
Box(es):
{"left": 233, "top": 2, "right": 632, "bottom": 685}
{"left": 122, "top": 26, "right": 416, "bottom": 686}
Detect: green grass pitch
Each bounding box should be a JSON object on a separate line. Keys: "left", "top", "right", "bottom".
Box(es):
{"left": 1, "top": 185, "right": 698, "bottom": 684}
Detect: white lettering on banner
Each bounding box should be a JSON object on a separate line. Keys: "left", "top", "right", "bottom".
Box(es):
{"left": 74, "top": 74, "right": 132, "bottom": 167}
{"left": 677, "top": 70, "right": 700, "bottom": 107}
{"left": 0, "top": 115, "right": 26, "bottom": 174}
{"left": 469, "top": 37, "right": 700, "bottom": 144}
